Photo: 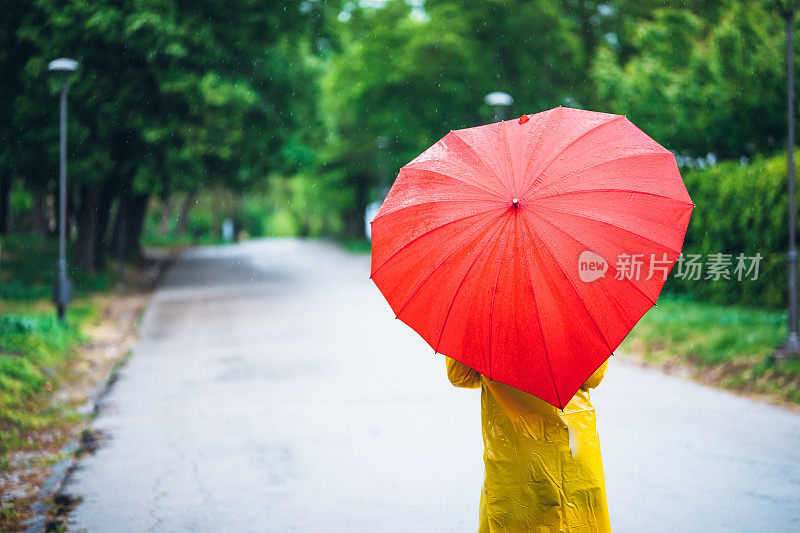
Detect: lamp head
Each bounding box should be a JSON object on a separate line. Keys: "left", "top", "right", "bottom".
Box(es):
{"left": 48, "top": 58, "right": 79, "bottom": 87}
{"left": 48, "top": 58, "right": 79, "bottom": 73}
{"left": 484, "top": 91, "right": 513, "bottom": 107}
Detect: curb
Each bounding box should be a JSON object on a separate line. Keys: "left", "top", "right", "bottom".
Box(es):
{"left": 21, "top": 254, "right": 172, "bottom": 533}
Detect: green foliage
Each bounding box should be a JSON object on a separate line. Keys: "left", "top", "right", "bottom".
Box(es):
{"left": 590, "top": 1, "right": 786, "bottom": 158}
{"left": 664, "top": 151, "right": 799, "bottom": 308}
{"left": 143, "top": 172, "right": 352, "bottom": 245}
{"left": 256, "top": 173, "right": 351, "bottom": 237}
{"left": 1, "top": 1, "right": 321, "bottom": 271}
{"left": 320, "top": 0, "right": 585, "bottom": 231}
{"left": 5, "top": 0, "right": 317, "bottom": 194}
{"left": 0, "top": 234, "right": 115, "bottom": 300}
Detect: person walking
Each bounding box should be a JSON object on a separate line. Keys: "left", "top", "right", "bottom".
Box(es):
{"left": 446, "top": 357, "right": 612, "bottom": 533}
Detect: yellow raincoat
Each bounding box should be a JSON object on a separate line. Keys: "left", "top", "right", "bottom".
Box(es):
{"left": 446, "top": 357, "right": 611, "bottom": 533}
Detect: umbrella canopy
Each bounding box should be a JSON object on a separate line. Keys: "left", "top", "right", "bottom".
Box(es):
{"left": 370, "top": 106, "right": 693, "bottom": 408}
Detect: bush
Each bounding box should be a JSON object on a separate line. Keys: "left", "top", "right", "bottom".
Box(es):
{"left": 666, "top": 150, "right": 799, "bottom": 308}
{"left": 0, "top": 234, "right": 114, "bottom": 300}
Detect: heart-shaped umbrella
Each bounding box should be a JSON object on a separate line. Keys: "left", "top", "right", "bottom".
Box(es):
{"left": 370, "top": 106, "right": 693, "bottom": 408}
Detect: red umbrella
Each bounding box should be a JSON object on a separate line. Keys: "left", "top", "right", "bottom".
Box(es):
{"left": 370, "top": 106, "right": 693, "bottom": 408}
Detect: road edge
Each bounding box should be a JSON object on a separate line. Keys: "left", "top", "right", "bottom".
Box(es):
{"left": 21, "top": 252, "right": 176, "bottom": 533}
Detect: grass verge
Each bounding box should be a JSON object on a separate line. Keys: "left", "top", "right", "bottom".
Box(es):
{"left": 1, "top": 234, "right": 112, "bottom": 458}
{"left": 0, "top": 300, "right": 98, "bottom": 458}
{"left": 620, "top": 295, "right": 799, "bottom": 403}
{"left": 0, "top": 233, "right": 141, "bottom": 529}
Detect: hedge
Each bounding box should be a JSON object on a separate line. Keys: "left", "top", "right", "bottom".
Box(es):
{"left": 664, "top": 150, "right": 799, "bottom": 308}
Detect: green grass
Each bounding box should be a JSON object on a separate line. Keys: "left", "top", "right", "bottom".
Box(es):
{"left": 339, "top": 238, "right": 371, "bottom": 255}
{"left": 621, "top": 295, "right": 800, "bottom": 402}
{"left": 0, "top": 234, "right": 106, "bottom": 456}
{"left": 622, "top": 295, "right": 786, "bottom": 364}
{"left": 0, "top": 301, "right": 97, "bottom": 456}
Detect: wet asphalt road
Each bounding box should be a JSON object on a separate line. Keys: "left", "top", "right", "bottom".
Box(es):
{"left": 66, "top": 239, "right": 800, "bottom": 532}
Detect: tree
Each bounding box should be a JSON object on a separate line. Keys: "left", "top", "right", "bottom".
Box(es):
{"left": 590, "top": 1, "right": 787, "bottom": 159}
{"left": 320, "top": 0, "right": 584, "bottom": 235}
{"left": 4, "top": 0, "right": 318, "bottom": 270}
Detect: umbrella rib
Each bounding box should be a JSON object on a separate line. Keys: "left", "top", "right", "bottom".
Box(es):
{"left": 525, "top": 151, "right": 678, "bottom": 200}
{"left": 519, "top": 108, "right": 560, "bottom": 191}
{"left": 520, "top": 214, "right": 615, "bottom": 356}
{"left": 370, "top": 206, "right": 505, "bottom": 278}
{"left": 501, "top": 121, "right": 518, "bottom": 192}
{"left": 520, "top": 115, "right": 626, "bottom": 198}
{"left": 393, "top": 211, "right": 508, "bottom": 320}
{"left": 399, "top": 167, "right": 509, "bottom": 201}
{"left": 533, "top": 204, "right": 684, "bottom": 256}
{"left": 515, "top": 216, "right": 564, "bottom": 409}
{"left": 485, "top": 217, "right": 515, "bottom": 382}
{"left": 371, "top": 199, "right": 503, "bottom": 226}
{"left": 450, "top": 130, "right": 514, "bottom": 198}
{"left": 527, "top": 209, "right": 659, "bottom": 307}
{"left": 530, "top": 187, "right": 695, "bottom": 206}
{"left": 435, "top": 214, "right": 512, "bottom": 354}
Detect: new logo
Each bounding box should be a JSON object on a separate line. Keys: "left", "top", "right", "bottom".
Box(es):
{"left": 578, "top": 251, "right": 608, "bottom": 282}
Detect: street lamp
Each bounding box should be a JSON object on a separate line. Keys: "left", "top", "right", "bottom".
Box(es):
{"left": 48, "top": 58, "right": 79, "bottom": 322}
{"left": 484, "top": 91, "right": 514, "bottom": 122}
{"left": 774, "top": 1, "right": 800, "bottom": 360}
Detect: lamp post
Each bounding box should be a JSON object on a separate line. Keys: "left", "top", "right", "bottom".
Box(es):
{"left": 376, "top": 136, "right": 390, "bottom": 196}
{"left": 484, "top": 91, "right": 514, "bottom": 122}
{"left": 48, "top": 58, "right": 79, "bottom": 322}
{"left": 775, "top": 2, "right": 800, "bottom": 360}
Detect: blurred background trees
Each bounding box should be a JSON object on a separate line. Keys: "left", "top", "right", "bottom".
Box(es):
{"left": 0, "top": 0, "right": 798, "bottom": 306}
{"left": 1, "top": 0, "right": 315, "bottom": 272}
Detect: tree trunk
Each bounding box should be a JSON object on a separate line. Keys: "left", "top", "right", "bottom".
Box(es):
{"left": 32, "top": 193, "right": 49, "bottom": 235}
{"left": 74, "top": 183, "right": 101, "bottom": 273}
{"left": 0, "top": 173, "right": 11, "bottom": 235}
{"left": 93, "top": 180, "right": 115, "bottom": 271}
{"left": 174, "top": 191, "right": 195, "bottom": 236}
{"left": 112, "top": 193, "right": 127, "bottom": 272}
{"left": 158, "top": 195, "right": 173, "bottom": 237}
{"left": 112, "top": 191, "right": 150, "bottom": 264}
{"left": 344, "top": 173, "right": 370, "bottom": 238}
{"left": 125, "top": 193, "right": 149, "bottom": 261}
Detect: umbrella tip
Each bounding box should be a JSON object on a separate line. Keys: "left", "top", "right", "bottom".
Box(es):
{"left": 512, "top": 198, "right": 519, "bottom": 207}
{"left": 518, "top": 114, "right": 530, "bottom": 124}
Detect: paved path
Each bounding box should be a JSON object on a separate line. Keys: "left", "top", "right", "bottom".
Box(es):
{"left": 67, "top": 239, "right": 800, "bottom": 532}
